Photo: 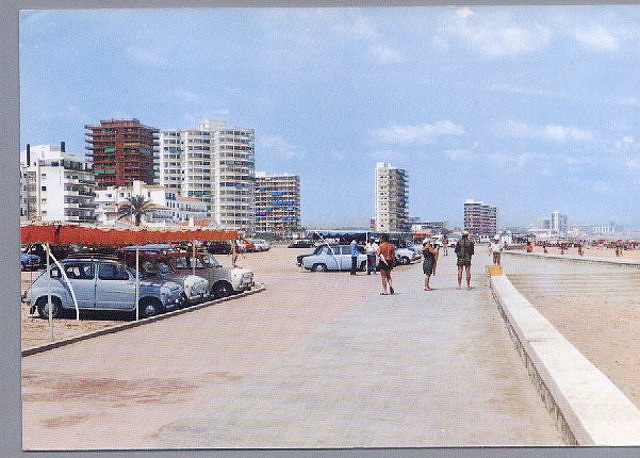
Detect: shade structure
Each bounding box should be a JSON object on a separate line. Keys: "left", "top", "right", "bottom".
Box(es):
{"left": 21, "top": 225, "right": 238, "bottom": 246}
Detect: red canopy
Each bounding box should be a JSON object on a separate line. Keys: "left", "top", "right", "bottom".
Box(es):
{"left": 21, "top": 225, "right": 238, "bottom": 246}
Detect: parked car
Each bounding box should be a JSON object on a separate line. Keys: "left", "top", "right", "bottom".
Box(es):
{"left": 237, "top": 240, "right": 255, "bottom": 253}
{"left": 296, "top": 244, "right": 338, "bottom": 266}
{"left": 22, "top": 258, "right": 183, "bottom": 319}
{"left": 249, "top": 239, "right": 271, "bottom": 251}
{"left": 207, "top": 242, "right": 231, "bottom": 254}
{"left": 121, "top": 248, "right": 210, "bottom": 306}
{"left": 448, "top": 238, "right": 459, "bottom": 248}
{"left": 21, "top": 252, "right": 41, "bottom": 271}
{"left": 288, "top": 240, "right": 316, "bottom": 248}
{"left": 126, "top": 244, "right": 255, "bottom": 298}
{"left": 301, "top": 245, "right": 368, "bottom": 272}
{"left": 395, "top": 246, "right": 422, "bottom": 265}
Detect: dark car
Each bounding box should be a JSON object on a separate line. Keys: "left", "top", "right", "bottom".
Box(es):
{"left": 289, "top": 240, "right": 316, "bottom": 248}
{"left": 21, "top": 252, "right": 41, "bottom": 271}
{"left": 207, "top": 242, "right": 231, "bottom": 254}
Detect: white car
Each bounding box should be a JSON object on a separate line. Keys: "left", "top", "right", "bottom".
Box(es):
{"left": 395, "top": 247, "right": 422, "bottom": 265}
{"left": 250, "top": 239, "right": 271, "bottom": 251}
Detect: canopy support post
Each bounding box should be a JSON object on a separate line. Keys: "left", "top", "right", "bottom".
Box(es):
{"left": 135, "top": 245, "right": 140, "bottom": 321}
{"left": 46, "top": 242, "right": 53, "bottom": 341}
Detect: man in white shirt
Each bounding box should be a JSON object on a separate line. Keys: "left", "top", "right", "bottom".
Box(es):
{"left": 489, "top": 235, "right": 503, "bottom": 265}
{"left": 365, "top": 237, "right": 379, "bottom": 275}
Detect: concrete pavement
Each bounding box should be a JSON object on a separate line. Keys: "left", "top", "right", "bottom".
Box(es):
{"left": 153, "top": 251, "right": 562, "bottom": 447}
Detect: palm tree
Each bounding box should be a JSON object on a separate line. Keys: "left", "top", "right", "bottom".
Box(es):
{"left": 117, "top": 195, "right": 158, "bottom": 227}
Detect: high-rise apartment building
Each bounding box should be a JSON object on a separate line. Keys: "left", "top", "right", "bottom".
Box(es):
{"left": 254, "top": 172, "right": 300, "bottom": 234}
{"left": 551, "top": 210, "right": 568, "bottom": 235}
{"left": 463, "top": 199, "right": 497, "bottom": 237}
{"left": 158, "top": 119, "right": 255, "bottom": 230}
{"left": 375, "top": 162, "right": 408, "bottom": 232}
{"left": 20, "top": 143, "right": 96, "bottom": 224}
{"left": 85, "top": 118, "right": 158, "bottom": 189}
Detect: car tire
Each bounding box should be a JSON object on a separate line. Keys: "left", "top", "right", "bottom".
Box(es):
{"left": 311, "top": 263, "right": 327, "bottom": 272}
{"left": 178, "top": 293, "right": 189, "bottom": 308}
{"left": 139, "top": 298, "right": 164, "bottom": 318}
{"left": 36, "top": 296, "right": 62, "bottom": 319}
{"left": 359, "top": 261, "right": 367, "bottom": 271}
{"left": 212, "top": 281, "right": 234, "bottom": 298}
{"left": 401, "top": 257, "right": 410, "bottom": 265}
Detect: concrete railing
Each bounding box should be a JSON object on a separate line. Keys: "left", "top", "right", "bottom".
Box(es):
{"left": 490, "top": 274, "right": 640, "bottom": 445}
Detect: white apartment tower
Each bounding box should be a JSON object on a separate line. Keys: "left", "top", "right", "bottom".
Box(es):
{"left": 158, "top": 119, "right": 255, "bottom": 230}
{"left": 375, "top": 162, "right": 409, "bottom": 232}
{"left": 20, "top": 144, "right": 96, "bottom": 224}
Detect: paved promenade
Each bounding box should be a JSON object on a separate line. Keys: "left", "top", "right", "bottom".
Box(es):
{"left": 22, "top": 249, "right": 562, "bottom": 449}
{"left": 154, "top": 251, "right": 562, "bottom": 448}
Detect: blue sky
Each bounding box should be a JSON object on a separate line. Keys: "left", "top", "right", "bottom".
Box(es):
{"left": 19, "top": 6, "right": 640, "bottom": 228}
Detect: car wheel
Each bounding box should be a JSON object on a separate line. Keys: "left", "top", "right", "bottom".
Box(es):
{"left": 36, "top": 296, "right": 62, "bottom": 319}
{"left": 212, "top": 281, "right": 234, "bottom": 298}
{"left": 139, "top": 298, "right": 164, "bottom": 318}
{"left": 178, "top": 293, "right": 189, "bottom": 308}
{"left": 359, "top": 261, "right": 367, "bottom": 271}
{"left": 401, "top": 257, "right": 410, "bottom": 265}
{"left": 311, "top": 263, "right": 328, "bottom": 272}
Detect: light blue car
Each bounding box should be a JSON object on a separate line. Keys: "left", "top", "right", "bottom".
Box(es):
{"left": 23, "top": 258, "right": 183, "bottom": 319}
{"left": 301, "top": 245, "right": 368, "bottom": 272}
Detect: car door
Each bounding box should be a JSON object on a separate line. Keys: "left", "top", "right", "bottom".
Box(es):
{"left": 59, "top": 261, "right": 96, "bottom": 309}
{"left": 323, "top": 246, "right": 340, "bottom": 270}
{"left": 95, "top": 262, "right": 136, "bottom": 310}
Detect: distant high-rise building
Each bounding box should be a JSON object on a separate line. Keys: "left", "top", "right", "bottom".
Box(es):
{"left": 463, "top": 199, "right": 497, "bottom": 237}
{"left": 551, "top": 210, "right": 568, "bottom": 235}
{"left": 375, "top": 162, "right": 408, "bottom": 232}
{"left": 158, "top": 119, "right": 255, "bottom": 230}
{"left": 20, "top": 143, "right": 96, "bottom": 224}
{"left": 254, "top": 172, "right": 300, "bottom": 234}
{"left": 85, "top": 119, "right": 158, "bottom": 189}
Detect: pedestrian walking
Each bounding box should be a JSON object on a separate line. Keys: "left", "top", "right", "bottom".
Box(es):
{"left": 525, "top": 240, "right": 533, "bottom": 253}
{"left": 578, "top": 243, "right": 584, "bottom": 256}
{"left": 377, "top": 234, "right": 396, "bottom": 295}
{"left": 543, "top": 242, "right": 548, "bottom": 254}
{"left": 349, "top": 238, "right": 359, "bottom": 275}
{"left": 421, "top": 240, "right": 439, "bottom": 291}
{"left": 490, "top": 236, "right": 504, "bottom": 264}
{"left": 230, "top": 239, "right": 245, "bottom": 268}
{"left": 365, "top": 237, "right": 378, "bottom": 275}
{"left": 442, "top": 235, "right": 448, "bottom": 256}
{"left": 455, "top": 230, "right": 474, "bottom": 290}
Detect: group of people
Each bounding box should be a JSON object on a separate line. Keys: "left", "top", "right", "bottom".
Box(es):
{"left": 350, "top": 230, "right": 479, "bottom": 295}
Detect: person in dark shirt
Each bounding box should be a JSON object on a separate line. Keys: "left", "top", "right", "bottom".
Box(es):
{"left": 421, "top": 240, "right": 439, "bottom": 291}
{"left": 455, "top": 230, "right": 474, "bottom": 290}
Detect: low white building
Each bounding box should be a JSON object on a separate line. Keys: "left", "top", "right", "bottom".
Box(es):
{"left": 95, "top": 180, "right": 209, "bottom": 226}
{"left": 20, "top": 144, "right": 96, "bottom": 224}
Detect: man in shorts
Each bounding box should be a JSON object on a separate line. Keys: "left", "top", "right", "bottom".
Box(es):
{"left": 455, "top": 230, "right": 474, "bottom": 290}
{"left": 376, "top": 234, "right": 396, "bottom": 295}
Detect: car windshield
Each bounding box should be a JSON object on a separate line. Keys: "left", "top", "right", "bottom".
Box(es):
{"left": 201, "top": 254, "right": 221, "bottom": 268}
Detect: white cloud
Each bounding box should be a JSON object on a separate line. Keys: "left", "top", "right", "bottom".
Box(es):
{"left": 444, "top": 149, "right": 474, "bottom": 161}
{"left": 485, "top": 151, "right": 546, "bottom": 168}
{"left": 449, "top": 10, "right": 551, "bottom": 58}
{"left": 369, "top": 149, "right": 400, "bottom": 160}
{"left": 500, "top": 120, "right": 594, "bottom": 143}
{"left": 374, "top": 120, "right": 464, "bottom": 144}
{"left": 331, "top": 14, "right": 380, "bottom": 41}
{"left": 619, "top": 97, "right": 640, "bottom": 107}
{"left": 455, "top": 8, "right": 474, "bottom": 20}
{"left": 171, "top": 88, "right": 200, "bottom": 103}
{"left": 573, "top": 25, "right": 618, "bottom": 51}
{"left": 626, "top": 159, "right": 640, "bottom": 170}
{"left": 126, "top": 47, "right": 167, "bottom": 66}
{"left": 369, "top": 44, "right": 406, "bottom": 63}
{"left": 258, "top": 135, "right": 302, "bottom": 159}
{"left": 488, "top": 83, "right": 552, "bottom": 97}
